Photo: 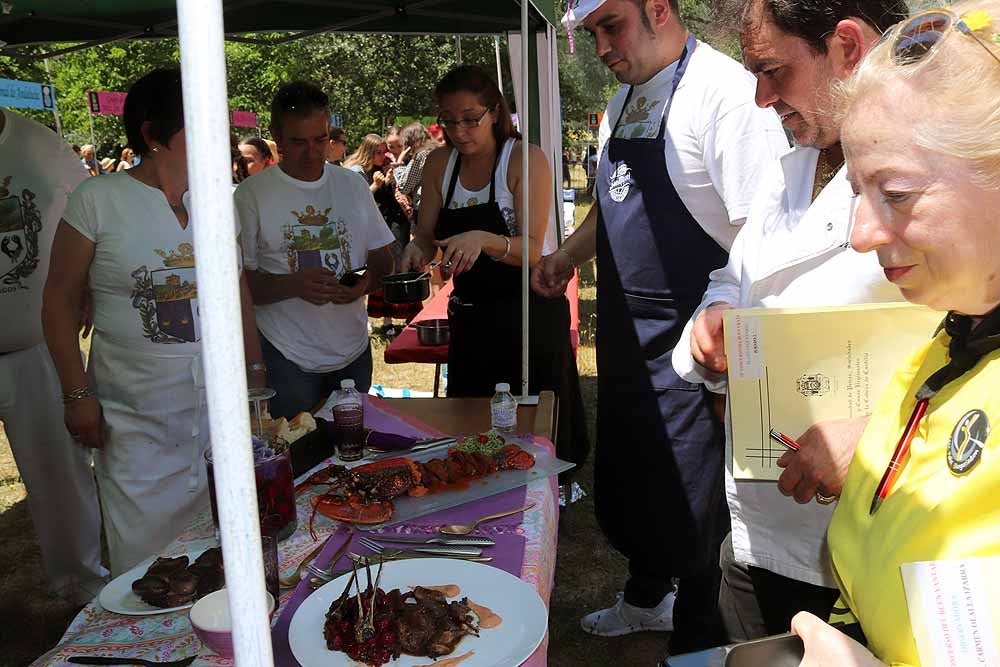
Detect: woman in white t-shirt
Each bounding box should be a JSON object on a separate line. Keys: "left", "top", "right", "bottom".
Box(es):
{"left": 400, "top": 65, "right": 588, "bottom": 466}
{"left": 42, "top": 68, "right": 267, "bottom": 576}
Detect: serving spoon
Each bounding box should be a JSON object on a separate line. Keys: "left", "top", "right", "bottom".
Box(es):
{"left": 439, "top": 502, "right": 536, "bottom": 536}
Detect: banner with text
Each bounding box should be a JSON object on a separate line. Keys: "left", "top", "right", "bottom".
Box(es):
{"left": 231, "top": 110, "right": 258, "bottom": 127}
{"left": 87, "top": 90, "right": 128, "bottom": 116}
{"left": 0, "top": 78, "right": 56, "bottom": 111}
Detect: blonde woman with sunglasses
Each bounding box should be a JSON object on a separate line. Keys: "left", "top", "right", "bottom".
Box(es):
{"left": 789, "top": 3, "right": 1000, "bottom": 665}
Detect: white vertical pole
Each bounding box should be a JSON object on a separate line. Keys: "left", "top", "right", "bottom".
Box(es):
{"left": 43, "top": 59, "right": 62, "bottom": 137}
{"left": 455, "top": 35, "right": 463, "bottom": 63}
{"left": 494, "top": 35, "right": 504, "bottom": 92}
{"left": 176, "top": 2, "right": 274, "bottom": 666}
{"left": 520, "top": 0, "right": 530, "bottom": 399}
{"left": 86, "top": 102, "right": 95, "bottom": 147}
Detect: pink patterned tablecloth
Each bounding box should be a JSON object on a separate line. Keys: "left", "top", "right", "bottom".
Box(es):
{"left": 33, "top": 396, "right": 559, "bottom": 666}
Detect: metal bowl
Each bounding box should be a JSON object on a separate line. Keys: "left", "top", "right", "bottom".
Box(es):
{"left": 415, "top": 319, "right": 450, "bottom": 346}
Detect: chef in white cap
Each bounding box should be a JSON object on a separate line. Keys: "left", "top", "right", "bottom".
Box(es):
{"left": 533, "top": 0, "right": 787, "bottom": 653}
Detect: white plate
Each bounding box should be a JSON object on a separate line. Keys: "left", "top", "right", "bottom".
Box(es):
{"left": 289, "top": 558, "right": 548, "bottom": 667}
{"left": 98, "top": 539, "right": 220, "bottom": 616}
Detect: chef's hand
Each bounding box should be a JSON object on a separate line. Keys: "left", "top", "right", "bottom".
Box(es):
{"left": 65, "top": 396, "right": 105, "bottom": 449}
{"left": 792, "top": 612, "right": 886, "bottom": 667}
{"left": 326, "top": 272, "right": 370, "bottom": 305}
{"left": 777, "top": 416, "right": 868, "bottom": 503}
{"left": 435, "top": 231, "right": 486, "bottom": 276}
{"left": 530, "top": 248, "right": 573, "bottom": 298}
{"left": 691, "top": 302, "right": 733, "bottom": 373}
{"left": 294, "top": 267, "right": 340, "bottom": 305}
{"left": 400, "top": 242, "right": 431, "bottom": 273}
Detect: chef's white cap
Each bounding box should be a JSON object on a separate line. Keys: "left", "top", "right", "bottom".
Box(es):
{"left": 561, "top": 0, "right": 610, "bottom": 30}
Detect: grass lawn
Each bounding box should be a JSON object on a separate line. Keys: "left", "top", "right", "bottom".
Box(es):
{"left": 0, "top": 204, "right": 673, "bottom": 665}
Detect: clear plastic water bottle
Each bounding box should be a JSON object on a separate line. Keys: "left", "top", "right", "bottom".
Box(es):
{"left": 490, "top": 382, "right": 517, "bottom": 433}
{"left": 332, "top": 379, "right": 365, "bottom": 461}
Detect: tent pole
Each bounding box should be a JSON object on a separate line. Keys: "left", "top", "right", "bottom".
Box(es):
{"left": 176, "top": 1, "right": 274, "bottom": 666}
{"left": 86, "top": 101, "right": 95, "bottom": 146}
{"left": 43, "top": 59, "right": 62, "bottom": 137}
{"left": 520, "top": 0, "right": 530, "bottom": 400}
{"left": 455, "top": 35, "right": 463, "bottom": 63}
{"left": 494, "top": 35, "right": 504, "bottom": 92}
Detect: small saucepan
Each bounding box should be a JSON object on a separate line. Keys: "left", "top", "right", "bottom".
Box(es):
{"left": 415, "top": 319, "right": 450, "bottom": 346}
{"left": 382, "top": 261, "right": 439, "bottom": 304}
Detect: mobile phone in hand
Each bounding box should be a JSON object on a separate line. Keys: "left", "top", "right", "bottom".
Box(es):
{"left": 339, "top": 266, "right": 368, "bottom": 287}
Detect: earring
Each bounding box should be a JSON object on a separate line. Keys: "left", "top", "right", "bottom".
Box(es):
{"left": 152, "top": 146, "right": 160, "bottom": 153}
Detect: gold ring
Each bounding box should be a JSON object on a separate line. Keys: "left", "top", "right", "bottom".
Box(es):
{"left": 815, "top": 491, "right": 838, "bottom": 505}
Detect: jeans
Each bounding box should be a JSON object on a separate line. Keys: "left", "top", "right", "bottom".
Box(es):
{"left": 260, "top": 334, "right": 373, "bottom": 419}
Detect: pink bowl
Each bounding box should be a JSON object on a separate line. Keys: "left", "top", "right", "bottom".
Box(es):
{"left": 189, "top": 588, "right": 275, "bottom": 658}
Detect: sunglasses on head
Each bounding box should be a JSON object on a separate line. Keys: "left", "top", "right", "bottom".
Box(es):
{"left": 887, "top": 9, "right": 1000, "bottom": 67}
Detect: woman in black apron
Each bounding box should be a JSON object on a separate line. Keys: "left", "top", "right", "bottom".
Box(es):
{"left": 400, "top": 65, "right": 588, "bottom": 467}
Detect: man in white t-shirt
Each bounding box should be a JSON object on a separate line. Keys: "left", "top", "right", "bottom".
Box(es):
{"left": 237, "top": 82, "right": 394, "bottom": 418}
{"left": 0, "top": 110, "right": 106, "bottom": 604}
{"left": 532, "top": 0, "right": 788, "bottom": 652}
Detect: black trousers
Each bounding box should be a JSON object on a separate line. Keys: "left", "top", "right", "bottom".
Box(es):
{"left": 718, "top": 532, "right": 840, "bottom": 641}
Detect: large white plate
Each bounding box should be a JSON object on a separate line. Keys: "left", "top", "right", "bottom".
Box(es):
{"left": 289, "top": 558, "right": 548, "bottom": 667}
{"left": 98, "top": 539, "right": 220, "bottom": 616}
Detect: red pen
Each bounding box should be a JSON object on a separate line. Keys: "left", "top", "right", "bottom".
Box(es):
{"left": 769, "top": 428, "right": 801, "bottom": 452}
{"left": 869, "top": 398, "right": 929, "bottom": 515}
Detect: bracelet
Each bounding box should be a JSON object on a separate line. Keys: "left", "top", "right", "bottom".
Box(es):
{"left": 247, "top": 361, "right": 267, "bottom": 374}
{"left": 558, "top": 245, "right": 578, "bottom": 268}
{"left": 490, "top": 236, "right": 512, "bottom": 262}
{"left": 62, "top": 386, "right": 95, "bottom": 404}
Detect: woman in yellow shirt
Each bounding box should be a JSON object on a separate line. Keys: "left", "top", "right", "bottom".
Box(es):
{"left": 792, "top": 2, "right": 1000, "bottom": 665}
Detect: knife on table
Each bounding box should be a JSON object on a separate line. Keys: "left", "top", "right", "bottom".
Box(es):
{"left": 366, "top": 534, "right": 494, "bottom": 547}
{"left": 364, "top": 541, "right": 484, "bottom": 557}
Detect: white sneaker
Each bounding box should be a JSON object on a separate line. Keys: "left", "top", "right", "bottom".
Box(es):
{"left": 580, "top": 591, "right": 676, "bottom": 636}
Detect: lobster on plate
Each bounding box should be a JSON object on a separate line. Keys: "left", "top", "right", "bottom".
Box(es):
{"left": 299, "top": 445, "right": 535, "bottom": 531}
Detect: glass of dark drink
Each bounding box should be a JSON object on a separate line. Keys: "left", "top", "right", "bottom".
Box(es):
{"left": 205, "top": 438, "right": 298, "bottom": 542}
{"left": 332, "top": 403, "right": 365, "bottom": 461}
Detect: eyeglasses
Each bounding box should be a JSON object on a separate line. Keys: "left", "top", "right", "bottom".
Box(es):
{"left": 436, "top": 108, "right": 491, "bottom": 132}
{"left": 889, "top": 9, "right": 1000, "bottom": 67}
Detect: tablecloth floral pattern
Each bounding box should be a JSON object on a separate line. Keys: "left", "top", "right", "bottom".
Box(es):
{"left": 33, "top": 397, "right": 559, "bottom": 667}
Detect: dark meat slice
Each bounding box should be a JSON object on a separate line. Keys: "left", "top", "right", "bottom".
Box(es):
{"left": 411, "top": 586, "right": 448, "bottom": 605}
{"left": 420, "top": 460, "right": 450, "bottom": 487}
{"left": 470, "top": 452, "right": 496, "bottom": 476}
{"left": 426, "top": 626, "right": 476, "bottom": 658}
{"left": 444, "top": 456, "right": 465, "bottom": 483}
{"left": 397, "top": 601, "right": 437, "bottom": 656}
{"left": 147, "top": 555, "right": 189, "bottom": 578}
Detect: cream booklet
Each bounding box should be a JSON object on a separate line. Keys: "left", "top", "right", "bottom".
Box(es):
{"left": 901, "top": 558, "right": 1000, "bottom": 666}
{"left": 724, "top": 303, "right": 941, "bottom": 481}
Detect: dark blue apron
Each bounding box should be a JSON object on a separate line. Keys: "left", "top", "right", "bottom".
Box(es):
{"left": 595, "top": 36, "right": 729, "bottom": 584}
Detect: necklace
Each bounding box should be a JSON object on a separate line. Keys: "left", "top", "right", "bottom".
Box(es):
{"left": 812, "top": 145, "right": 844, "bottom": 201}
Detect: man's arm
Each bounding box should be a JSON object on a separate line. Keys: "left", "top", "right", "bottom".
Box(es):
{"left": 530, "top": 201, "right": 598, "bottom": 298}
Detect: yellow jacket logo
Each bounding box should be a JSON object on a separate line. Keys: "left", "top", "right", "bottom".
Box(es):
{"left": 948, "top": 409, "right": 989, "bottom": 475}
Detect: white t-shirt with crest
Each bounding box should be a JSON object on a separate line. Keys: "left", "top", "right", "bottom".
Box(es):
{"left": 236, "top": 164, "right": 394, "bottom": 373}
{"left": 63, "top": 172, "right": 222, "bottom": 355}
{"left": 0, "top": 111, "right": 88, "bottom": 353}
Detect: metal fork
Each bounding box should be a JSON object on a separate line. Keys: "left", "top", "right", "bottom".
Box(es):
{"left": 358, "top": 536, "right": 483, "bottom": 557}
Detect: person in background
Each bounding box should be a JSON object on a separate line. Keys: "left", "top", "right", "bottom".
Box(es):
{"left": 345, "top": 133, "right": 419, "bottom": 333}
{"left": 327, "top": 125, "right": 348, "bottom": 165}
{"left": 80, "top": 144, "right": 100, "bottom": 176}
{"left": 43, "top": 68, "right": 267, "bottom": 576}
{"left": 231, "top": 135, "right": 250, "bottom": 185}
{"left": 116, "top": 147, "right": 135, "bottom": 172}
{"left": 238, "top": 136, "right": 275, "bottom": 177}
{"left": 265, "top": 138, "right": 280, "bottom": 163}
{"left": 392, "top": 122, "right": 435, "bottom": 227}
{"left": 674, "top": 0, "right": 909, "bottom": 642}
{"left": 385, "top": 124, "right": 404, "bottom": 162}
{"left": 99, "top": 157, "right": 116, "bottom": 174}
{"left": 71, "top": 144, "right": 82, "bottom": 158}
{"left": 428, "top": 123, "right": 446, "bottom": 147}
{"left": 401, "top": 64, "right": 590, "bottom": 470}
{"left": 791, "top": 4, "right": 1000, "bottom": 665}
{"left": 534, "top": 0, "right": 787, "bottom": 652}
{"left": 237, "top": 82, "right": 394, "bottom": 418}
{"left": 0, "top": 109, "right": 107, "bottom": 605}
